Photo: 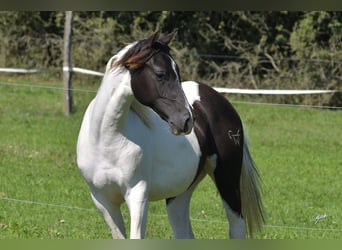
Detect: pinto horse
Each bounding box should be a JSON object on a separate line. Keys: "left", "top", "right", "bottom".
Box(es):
{"left": 76, "top": 31, "right": 264, "bottom": 239}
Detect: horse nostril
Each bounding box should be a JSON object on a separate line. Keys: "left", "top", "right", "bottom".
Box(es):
{"left": 183, "top": 116, "right": 193, "bottom": 134}
{"left": 168, "top": 114, "right": 193, "bottom": 135}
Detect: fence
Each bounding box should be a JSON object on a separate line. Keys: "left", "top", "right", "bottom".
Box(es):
{"left": 0, "top": 66, "right": 338, "bottom": 96}
{"left": 1, "top": 196, "right": 341, "bottom": 235}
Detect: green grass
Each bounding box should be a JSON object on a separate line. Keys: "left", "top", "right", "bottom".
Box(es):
{"left": 0, "top": 77, "right": 341, "bottom": 239}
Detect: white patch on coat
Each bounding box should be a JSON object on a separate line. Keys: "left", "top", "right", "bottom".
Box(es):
{"left": 169, "top": 55, "right": 180, "bottom": 82}
{"left": 222, "top": 201, "right": 246, "bottom": 239}
{"left": 181, "top": 81, "right": 201, "bottom": 106}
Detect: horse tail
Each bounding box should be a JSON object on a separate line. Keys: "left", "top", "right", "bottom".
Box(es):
{"left": 240, "top": 131, "right": 265, "bottom": 237}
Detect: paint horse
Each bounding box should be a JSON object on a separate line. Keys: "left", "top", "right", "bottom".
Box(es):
{"left": 76, "top": 31, "right": 264, "bottom": 239}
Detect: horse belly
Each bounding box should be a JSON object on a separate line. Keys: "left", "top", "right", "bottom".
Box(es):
{"left": 148, "top": 132, "right": 201, "bottom": 201}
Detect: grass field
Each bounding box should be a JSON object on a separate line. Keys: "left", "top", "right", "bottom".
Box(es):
{"left": 0, "top": 76, "right": 341, "bottom": 239}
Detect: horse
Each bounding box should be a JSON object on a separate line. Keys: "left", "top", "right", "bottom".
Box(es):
{"left": 76, "top": 31, "right": 264, "bottom": 239}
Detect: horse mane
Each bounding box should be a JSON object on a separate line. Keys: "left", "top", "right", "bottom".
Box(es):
{"left": 103, "top": 42, "right": 158, "bottom": 129}
{"left": 113, "top": 36, "right": 171, "bottom": 71}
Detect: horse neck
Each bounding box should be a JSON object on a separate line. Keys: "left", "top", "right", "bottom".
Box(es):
{"left": 90, "top": 67, "right": 152, "bottom": 143}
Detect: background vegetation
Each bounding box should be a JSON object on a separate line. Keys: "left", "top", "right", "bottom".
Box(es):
{"left": 0, "top": 11, "right": 341, "bottom": 106}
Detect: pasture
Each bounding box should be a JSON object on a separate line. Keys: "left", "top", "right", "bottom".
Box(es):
{"left": 0, "top": 76, "right": 341, "bottom": 239}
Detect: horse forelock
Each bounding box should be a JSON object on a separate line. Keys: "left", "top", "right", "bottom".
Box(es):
{"left": 105, "top": 42, "right": 137, "bottom": 73}
{"left": 113, "top": 38, "right": 171, "bottom": 71}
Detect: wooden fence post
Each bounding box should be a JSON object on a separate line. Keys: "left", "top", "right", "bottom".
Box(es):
{"left": 63, "top": 11, "right": 74, "bottom": 116}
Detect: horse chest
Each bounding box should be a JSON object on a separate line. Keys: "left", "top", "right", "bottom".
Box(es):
{"left": 147, "top": 130, "right": 201, "bottom": 200}
{"left": 120, "top": 113, "right": 201, "bottom": 200}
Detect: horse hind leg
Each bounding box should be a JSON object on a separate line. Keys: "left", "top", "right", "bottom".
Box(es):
{"left": 209, "top": 160, "right": 246, "bottom": 239}
{"left": 90, "top": 191, "right": 127, "bottom": 239}
{"left": 222, "top": 199, "right": 246, "bottom": 239}
{"left": 211, "top": 135, "right": 264, "bottom": 239}
{"left": 222, "top": 177, "right": 248, "bottom": 239}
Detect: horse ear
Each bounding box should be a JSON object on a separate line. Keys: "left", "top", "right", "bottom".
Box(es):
{"left": 159, "top": 30, "right": 177, "bottom": 45}
{"left": 146, "top": 30, "right": 160, "bottom": 46}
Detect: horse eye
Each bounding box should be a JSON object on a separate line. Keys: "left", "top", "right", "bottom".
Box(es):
{"left": 155, "top": 72, "right": 165, "bottom": 80}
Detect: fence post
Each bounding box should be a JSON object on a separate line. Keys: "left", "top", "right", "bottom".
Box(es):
{"left": 63, "top": 11, "right": 74, "bottom": 116}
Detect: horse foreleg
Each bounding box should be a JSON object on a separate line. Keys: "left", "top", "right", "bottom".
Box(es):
{"left": 125, "top": 182, "right": 149, "bottom": 239}
{"left": 90, "top": 192, "right": 127, "bottom": 239}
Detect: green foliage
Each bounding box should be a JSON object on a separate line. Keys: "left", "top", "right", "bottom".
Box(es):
{"left": 0, "top": 11, "right": 63, "bottom": 68}
{"left": 0, "top": 11, "right": 340, "bottom": 106}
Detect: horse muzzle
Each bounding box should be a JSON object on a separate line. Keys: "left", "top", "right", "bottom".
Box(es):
{"left": 151, "top": 99, "right": 194, "bottom": 136}
{"left": 168, "top": 112, "right": 194, "bottom": 136}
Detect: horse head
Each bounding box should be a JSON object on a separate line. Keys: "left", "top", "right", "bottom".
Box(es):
{"left": 114, "top": 31, "right": 194, "bottom": 135}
